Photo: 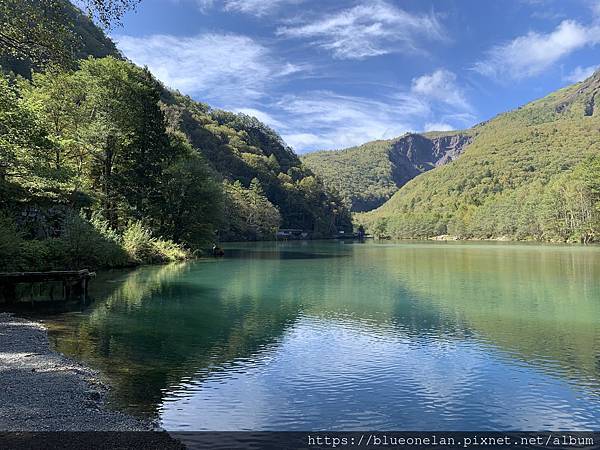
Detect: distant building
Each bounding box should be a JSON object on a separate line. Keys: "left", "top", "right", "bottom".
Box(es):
{"left": 276, "top": 229, "right": 309, "bottom": 240}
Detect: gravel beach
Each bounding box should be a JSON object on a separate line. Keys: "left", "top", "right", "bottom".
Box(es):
{"left": 0, "top": 312, "right": 151, "bottom": 432}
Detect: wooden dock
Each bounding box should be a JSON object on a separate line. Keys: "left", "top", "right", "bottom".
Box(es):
{"left": 0, "top": 269, "right": 95, "bottom": 304}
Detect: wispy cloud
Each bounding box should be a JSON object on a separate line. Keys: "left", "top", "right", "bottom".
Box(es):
{"left": 115, "top": 33, "right": 306, "bottom": 105}
{"left": 424, "top": 122, "right": 454, "bottom": 132}
{"left": 191, "top": 0, "right": 305, "bottom": 16}
{"left": 563, "top": 64, "right": 598, "bottom": 82}
{"left": 276, "top": 0, "right": 446, "bottom": 59}
{"left": 411, "top": 69, "right": 471, "bottom": 110}
{"left": 473, "top": 20, "right": 600, "bottom": 80}
{"left": 234, "top": 108, "right": 285, "bottom": 128}
{"left": 276, "top": 91, "right": 428, "bottom": 150}
{"left": 243, "top": 70, "right": 475, "bottom": 152}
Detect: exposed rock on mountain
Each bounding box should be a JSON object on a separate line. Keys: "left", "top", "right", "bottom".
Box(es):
{"left": 302, "top": 131, "right": 472, "bottom": 212}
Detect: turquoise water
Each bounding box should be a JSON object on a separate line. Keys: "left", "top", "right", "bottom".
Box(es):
{"left": 45, "top": 241, "right": 600, "bottom": 430}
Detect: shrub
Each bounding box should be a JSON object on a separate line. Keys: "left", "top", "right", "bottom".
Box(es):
{"left": 62, "top": 211, "right": 129, "bottom": 269}
{"left": 122, "top": 221, "right": 190, "bottom": 264}
{"left": 152, "top": 238, "right": 191, "bottom": 261}
{"left": 122, "top": 221, "right": 159, "bottom": 264}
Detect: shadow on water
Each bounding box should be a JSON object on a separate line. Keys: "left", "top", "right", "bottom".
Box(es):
{"left": 224, "top": 248, "right": 349, "bottom": 260}
{"left": 40, "top": 261, "right": 305, "bottom": 418}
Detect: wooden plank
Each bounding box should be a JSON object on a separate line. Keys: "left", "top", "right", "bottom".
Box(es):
{"left": 0, "top": 270, "right": 96, "bottom": 303}
{"left": 0, "top": 270, "right": 95, "bottom": 284}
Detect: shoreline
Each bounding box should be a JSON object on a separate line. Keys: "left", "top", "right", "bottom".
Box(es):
{"left": 0, "top": 312, "right": 155, "bottom": 432}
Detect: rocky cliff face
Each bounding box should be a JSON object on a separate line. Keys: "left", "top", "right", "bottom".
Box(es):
{"left": 554, "top": 70, "right": 600, "bottom": 116}
{"left": 389, "top": 133, "right": 472, "bottom": 187}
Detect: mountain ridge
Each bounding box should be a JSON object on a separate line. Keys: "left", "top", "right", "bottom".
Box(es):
{"left": 359, "top": 69, "right": 600, "bottom": 242}
{"left": 302, "top": 130, "right": 473, "bottom": 211}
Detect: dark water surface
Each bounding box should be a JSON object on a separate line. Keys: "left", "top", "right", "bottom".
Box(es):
{"left": 42, "top": 241, "right": 600, "bottom": 430}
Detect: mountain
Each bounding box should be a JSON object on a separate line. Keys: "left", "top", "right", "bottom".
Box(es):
{"left": 0, "top": 0, "right": 351, "bottom": 246}
{"left": 160, "top": 91, "right": 352, "bottom": 237}
{"left": 359, "top": 70, "right": 600, "bottom": 243}
{"left": 302, "top": 131, "right": 472, "bottom": 212}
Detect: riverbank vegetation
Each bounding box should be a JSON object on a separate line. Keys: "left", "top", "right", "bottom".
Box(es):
{"left": 0, "top": 0, "right": 351, "bottom": 271}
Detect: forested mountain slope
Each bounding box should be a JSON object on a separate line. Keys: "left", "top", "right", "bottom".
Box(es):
{"left": 161, "top": 92, "right": 351, "bottom": 238}
{"left": 0, "top": 0, "right": 119, "bottom": 77}
{"left": 359, "top": 71, "right": 600, "bottom": 243}
{"left": 302, "top": 131, "right": 472, "bottom": 211}
{"left": 0, "top": 1, "right": 350, "bottom": 272}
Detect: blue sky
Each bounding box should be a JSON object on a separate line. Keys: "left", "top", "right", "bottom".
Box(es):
{"left": 101, "top": 0, "right": 600, "bottom": 152}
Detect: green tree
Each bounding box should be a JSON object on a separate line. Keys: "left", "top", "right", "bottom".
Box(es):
{"left": 67, "top": 57, "right": 171, "bottom": 227}
{"left": 0, "top": 74, "right": 57, "bottom": 200}
{"left": 20, "top": 69, "right": 88, "bottom": 174}
{"left": 0, "top": 0, "right": 77, "bottom": 67}
{"left": 222, "top": 180, "right": 281, "bottom": 241}
{"left": 0, "top": 0, "right": 138, "bottom": 67}
{"left": 157, "top": 137, "right": 223, "bottom": 248}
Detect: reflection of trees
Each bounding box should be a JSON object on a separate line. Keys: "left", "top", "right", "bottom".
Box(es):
{"left": 47, "top": 261, "right": 304, "bottom": 418}
{"left": 238, "top": 241, "right": 600, "bottom": 395}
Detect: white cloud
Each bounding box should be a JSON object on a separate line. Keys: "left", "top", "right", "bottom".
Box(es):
{"left": 283, "top": 133, "right": 326, "bottom": 150}
{"left": 473, "top": 20, "right": 600, "bottom": 80}
{"left": 224, "top": 0, "right": 304, "bottom": 16}
{"left": 235, "top": 108, "right": 285, "bottom": 128}
{"left": 424, "top": 122, "right": 454, "bottom": 132}
{"left": 276, "top": 0, "right": 445, "bottom": 59}
{"left": 563, "top": 64, "right": 598, "bottom": 83}
{"left": 590, "top": 0, "right": 600, "bottom": 18}
{"left": 115, "top": 33, "right": 303, "bottom": 105}
{"left": 190, "top": 0, "right": 304, "bottom": 16}
{"left": 276, "top": 91, "right": 426, "bottom": 151}
{"left": 191, "top": 0, "right": 215, "bottom": 11}
{"left": 411, "top": 69, "right": 470, "bottom": 110}
{"left": 245, "top": 69, "right": 475, "bottom": 153}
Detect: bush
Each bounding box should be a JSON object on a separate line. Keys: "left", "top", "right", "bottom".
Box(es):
{"left": 63, "top": 212, "right": 129, "bottom": 269}
{"left": 123, "top": 221, "right": 190, "bottom": 264}
{"left": 2, "top": 212, "right": 191, "bottom": 272}
{"left": 152, "top": 238, "right": 191, "bottom": 261}
{"left": 122, "top": 221, "right": 158, "bottom": 264}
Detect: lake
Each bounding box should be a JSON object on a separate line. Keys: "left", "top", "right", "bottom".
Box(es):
{"left": 42, "top": 241, "right": 600, "bottom": 430}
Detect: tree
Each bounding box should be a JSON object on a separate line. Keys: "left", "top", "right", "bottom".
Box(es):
{"left": 222, "top": 180, "right": 281, "bottom": 241}
{"left": 0, "top": 0, "right": 77, "bottom": 67}
{"left": 0, "top": 0, "right": 139, "bottom": 67}
{"left": 157, "top": 138, "right": 223, "bottom": 249}
{"left": 543, "top": 157, "right": 600, "bottom": 243}
{"left": 77, "top": 0, "right": 141, "bottom": 28}
{"left": 20, "top": 69, "right": 88, "bottom": 174}
{"left": 71, "top": 58, "right": 171, "bottom": 227}
{"left": 0, "top": 73, "right": 56, "bottom": 197}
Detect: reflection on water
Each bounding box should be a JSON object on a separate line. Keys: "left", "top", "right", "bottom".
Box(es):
{"left": 43, "top": 241, "right": 600, "bottom": 430}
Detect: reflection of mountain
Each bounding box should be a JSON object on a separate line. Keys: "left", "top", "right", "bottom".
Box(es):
{"left": 369, "top": 243, "right": 600, "bottom": 392}
{"left": 225, "top": 242, "right": 600, "bottom": 395}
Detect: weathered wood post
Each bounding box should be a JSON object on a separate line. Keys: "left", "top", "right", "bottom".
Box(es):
{"left": 4, "top": 283, "right": 16, "bottom": 304}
